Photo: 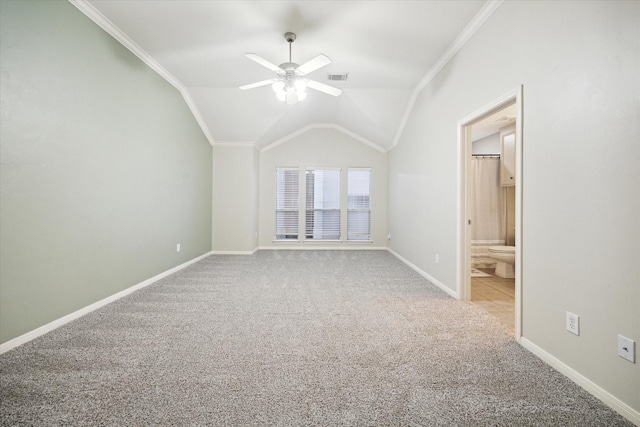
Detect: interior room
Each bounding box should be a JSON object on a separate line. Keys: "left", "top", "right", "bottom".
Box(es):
{"left": 1, "top": 0, "right": 638, "bottom": 424}
{"left": 468, "top": 104, "right": 517, "bottom": 330}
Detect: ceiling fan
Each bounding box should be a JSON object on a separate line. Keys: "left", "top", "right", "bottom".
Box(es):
{"left": 239, "top": 32, "right": 342, "bottom": 105}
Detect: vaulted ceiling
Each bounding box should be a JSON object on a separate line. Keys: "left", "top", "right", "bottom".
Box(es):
{"left": 75, "top": 0, "right": 493, "bottom": 151}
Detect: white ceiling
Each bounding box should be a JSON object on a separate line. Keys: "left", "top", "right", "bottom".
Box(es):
{"left": 472, "top": 103, "right": 517, "bottom": 141}
{"left": 82, "top": 0, "right": 490, "bottom": 151}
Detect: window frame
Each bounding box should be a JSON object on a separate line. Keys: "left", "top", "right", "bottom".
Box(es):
{"left": 274, "top": 167, "right": 300, "bottom": 241}
{"left": 347, "top": 168, "right": 372, "bottom": 242}
{"left": 304, "top": 168, "right": 342, "bottom": 241}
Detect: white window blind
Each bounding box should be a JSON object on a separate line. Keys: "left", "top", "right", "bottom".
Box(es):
{"left": 275, "top": 168, "right": 299, "bottom": 240}
{"left": 305, "top": 169, "right": 341, "bottom": 240}
{"left": 347, "top": 168, "right": 371, "bottom": 241}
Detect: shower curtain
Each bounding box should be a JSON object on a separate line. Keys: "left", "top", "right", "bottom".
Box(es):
{"left": 470, "top": 157, "right": 506, "bottom": 245}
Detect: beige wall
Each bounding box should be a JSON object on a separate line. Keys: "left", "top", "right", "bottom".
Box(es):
{"left": 388, "top": 0, "right": 639, "bottom": 414}
{"left": 212, "top": 145, "right": 259, "bottom": 253}
{"left": 258, "top": 128, "right": 387, "bottom": 249}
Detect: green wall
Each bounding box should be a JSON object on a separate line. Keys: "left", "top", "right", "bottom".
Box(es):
{"left": 0, "top": 0, "right": 213, "bottom": 344}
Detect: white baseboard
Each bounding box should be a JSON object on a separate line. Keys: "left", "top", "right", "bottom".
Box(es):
{"left": 387, "top": 248, "right": 457, "bottom": 299}
{"left": 211, "top": 248, "right": 258, "bottom": 255}
{"left": 258, "top": 246, "right": 388, "bottom": 251}
{"left": 0, "top": 251, "right": 213, "bottom": 355}
{"left": 520, "top": 337, "right": 640, "bottom": 426}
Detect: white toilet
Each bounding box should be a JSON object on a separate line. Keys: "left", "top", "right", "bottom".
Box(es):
{"left": 488, "top": 246, "right": 516, "bottom": 278}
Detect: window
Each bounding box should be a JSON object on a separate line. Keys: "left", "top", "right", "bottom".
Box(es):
{"left": 275, "top": 166, "right": 372, "bottom": 243}
{"left": 305, "top": 169, "right": 341, "bottom": 240}
{"left": 275, "top": 168, "right": 299, "bottom": 240}
{"left": 347, "top": 168, "right": 371, "bottom": 241}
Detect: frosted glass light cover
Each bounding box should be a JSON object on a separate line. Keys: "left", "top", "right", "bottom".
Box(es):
{"left": 294, "top": 79, "right": 308, "bottom": 92}
{"left": 272, "top": 80, "right": 285, "bottom": 92}
{"left": 286, "top": 90, "right": 297, "bottom": 105}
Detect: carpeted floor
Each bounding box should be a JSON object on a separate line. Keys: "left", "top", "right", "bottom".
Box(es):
{"left": 0, "top": 250, "right": 633, "bottom": 426}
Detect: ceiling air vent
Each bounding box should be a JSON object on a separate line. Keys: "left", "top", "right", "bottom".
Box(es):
{"left": 327, "top": 73, "right": 349, "bottom": 82}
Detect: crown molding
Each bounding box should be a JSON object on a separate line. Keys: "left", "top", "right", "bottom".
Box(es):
{"left": 68, "top": 0, "right": 216, "bottom": 146}
{"left": 389, "top": 0, "right": 504, "bottom": 150}
{"left": 212, "top": 142, "right": 258, "bottom": 149}
{"left": 260, "top": 123, "right": 387, "bottom": 154}
{"left": 70, "top": 0, "right": 501, "bottom": 152}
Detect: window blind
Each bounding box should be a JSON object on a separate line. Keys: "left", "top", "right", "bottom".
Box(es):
{"left": 275, "top": 168, "right": 299, "bottom": 240}
{"left": 347, "top": 168, "right": 371, "bottom": 241}
{"left": 305, "top": 169, "right": 341, "bottom": 240}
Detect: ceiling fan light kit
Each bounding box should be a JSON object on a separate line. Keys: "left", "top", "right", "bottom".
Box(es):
{"left": 240, "top": 32, "right": 342, "bottom": 105}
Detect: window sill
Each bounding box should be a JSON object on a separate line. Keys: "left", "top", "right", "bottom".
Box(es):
{"left": 303, "top": 240, "right": 373, "bottom": 244}
{"left": 271, "top": 239, "right": 373, "bottom": 245}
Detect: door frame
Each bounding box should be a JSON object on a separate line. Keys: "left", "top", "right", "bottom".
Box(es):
{"left": 456, "top": 86, "right": 523, "bottom": 340}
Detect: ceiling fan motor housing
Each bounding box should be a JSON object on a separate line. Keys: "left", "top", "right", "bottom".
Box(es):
{"left": 239, "top": 30, "right": 342, "bottom": 102}
{"left": 278, "top": 62, "right": 301, "bottom": 73}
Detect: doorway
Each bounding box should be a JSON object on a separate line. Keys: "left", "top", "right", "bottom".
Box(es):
{"left": 456, "top": 86, "right": 523, "bottom": 340}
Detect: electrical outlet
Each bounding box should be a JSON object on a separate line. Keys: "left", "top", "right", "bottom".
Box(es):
{"left": 618, "top": 335, "right": 635, "bottom": 363}
{"left": 435, "top": 253, "right": 440, "bottom": 264}
{"left": 566, "top": 311, "right": 579, "bottom": 336}
{"left": 387, "top": 233, "right": 391, "bottom": 241}
{"left": 176, "top": 243, "right": 181, "bottom": 252}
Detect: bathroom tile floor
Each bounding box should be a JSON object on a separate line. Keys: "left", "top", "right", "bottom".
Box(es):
{"left": 471, "top": 268, "right": 515, "bottom": 331}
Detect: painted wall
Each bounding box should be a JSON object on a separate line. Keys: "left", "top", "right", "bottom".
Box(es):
{"left": 259, "top": 128, "right": 387, "bottom": 248}
{"left": 389, "top": 0, "right": 639, "bottom": 415}
{"left": 212, "top": 145, "right": 259, "bottom": 253}
{"left": 0, "top": 0, "right": 212, "bottom": 344}
{"left": 471, "top": 132, "right": 500, "bottom": 154}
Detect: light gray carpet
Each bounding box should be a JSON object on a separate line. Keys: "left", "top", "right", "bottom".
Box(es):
{"left": 0, "top": 250, "right": 632, "bottom": 426}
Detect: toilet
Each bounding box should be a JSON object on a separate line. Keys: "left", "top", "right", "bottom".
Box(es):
{"left": 488, "top": 246, "right": 516, "bottom": 278}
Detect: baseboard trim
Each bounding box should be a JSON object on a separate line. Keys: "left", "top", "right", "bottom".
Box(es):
{"left": 387, "top": 248, "right": 457, "bottom": 299}
{"left": 258, "top": 246, "right": 388, "bottom": 251}
{"left": 0, "top": 251, "right": 213, "bottom": 355}
{"left": 520, "top": 337, "right": 640, "bottom": 426}
{"left": 211, "top": 249, "right": 258, "bottom": 255}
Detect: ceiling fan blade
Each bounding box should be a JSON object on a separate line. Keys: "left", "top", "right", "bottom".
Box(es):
{"left": 244, "top": 53, "right": 283, "bottom": 72}
{"left": 239, "top": 79, "right": 274, "bottom": 90}
{"left": 307, "top": 79, "right": 342, "bottom": 97}
{"left": 296, "top": 54, "right": 332, "bottom": 75}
